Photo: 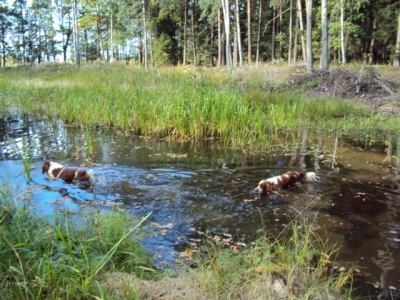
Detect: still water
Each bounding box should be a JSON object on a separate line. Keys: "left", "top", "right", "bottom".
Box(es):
{"left": 1, "top": 111, "right": 399, "bottom": 295}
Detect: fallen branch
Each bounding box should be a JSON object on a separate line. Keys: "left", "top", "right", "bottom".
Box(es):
{"left": 375, "top": 77, "right": 396, "bottom": 96}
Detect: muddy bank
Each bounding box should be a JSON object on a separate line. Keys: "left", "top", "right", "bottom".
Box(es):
{"left": 287, "top": 66, "right": 400, "bottom": 115}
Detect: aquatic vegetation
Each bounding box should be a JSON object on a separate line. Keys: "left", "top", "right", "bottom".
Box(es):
{"left": 0, "top": 187, "right": 355, "bottom": 299}
{"left": 131, "top": 210, "right": 355, "bottom": 299}
{"left": 0, "top": 180, "right": 157, "bottom": 299}
{"left": 0, "top": 64, "right": 398, "bottom": 149}
{"left": 20, "top": 139, "right": 32, "bottom": 181}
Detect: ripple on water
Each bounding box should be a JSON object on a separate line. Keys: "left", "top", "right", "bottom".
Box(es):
{"left": 1, "top": 111, "right": 400, "bottom": 295}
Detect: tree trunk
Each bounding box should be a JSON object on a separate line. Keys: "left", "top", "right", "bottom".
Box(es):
{"left": 247, "top": 0, "right": 252, "bottom": 63}
{"left": 84, "top": 29, "right": 88, "bottom": 62}
{"left": 397, "top": 134, "right": 400, "bottom": 174}
{"left": 218, "top": 8, "right": 222, "bottom": 67}
{"left": 142, "top": 0, "right": 148, "bottom": 70}
{"left": 256, "top": 0, "right": 262, "bottom": 65}
{"left": 221, "top": 0, "right": 232, "bottom": 69}
{"left": 191, "top": 0, "right": 197, "bottom": 66}
{"left": 394, "top": 12, "right": 400, "bottom": 66}
{"left": 96, "top": 7, "right": 101, "bottom": 60}
{"left": 110, "top": 10, "right": 114, "bottom": 61}
{"left": 233, "top": 24, "right": 238, "bottom": 67}
{"left": 368, "top": 15, "right": 377, "bottom": 65}
{"left": 235, "top": 0, "right": 243, "bottom": 66}
{"left": 288, "top": 0, "right": 293, "bottom": 64}
{"left": 306, "top": 0, "right": 313, "bottom": 73}
{"left": 294, "top": 9, "right": 299, "bottom": 64}
{"left": 321, "top": 0, "right": 328, "bottom": 70}
{"left": 279, "top": 0, "right": 282, "bottom": 59}
{"left": 28, "top": 8, "right": 34, "bottom": 63}
{"left": 72, "top": 0, "right": 80, "bottom": 66}
{"left": 149, "top": 30, "right": 153, "bottom": 67}
{"left": 340, "top": 0, "right": 346, "bottom": 63}
{"left": 183, "top": 0, "right": 187, "bottom": 65}
{"left": 271, "top": 6, "right": 275, "bottom": 61}
{"left": 1, "top": 19, "right": 5, "bottom": 67}
{"left": 138, "top": 31, "right": 142, "bottom": 65}
{"left": 60, "top": 4, "right": 71, "bottom": 63}
{"left": 210, "top": 20, "right": 215, "bottom": 66}
{"left": 297, "top": 0, "right": 306, "bottom": 62}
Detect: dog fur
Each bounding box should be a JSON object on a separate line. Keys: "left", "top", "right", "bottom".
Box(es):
{"left": 255, "top": 171, "right": 317, "bottom": 194}
{"left": 42, "top": 160, "right": 92, "bottom": 183}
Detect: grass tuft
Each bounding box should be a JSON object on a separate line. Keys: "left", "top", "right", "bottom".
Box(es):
{"left": 0, "top": 179, "right": 158, "bottom": 299}
{"left": 0, "top": 64, "right": 397, "bottom": 148}
{"left": 192, "top": 210, "right": 355, "bottom": 299}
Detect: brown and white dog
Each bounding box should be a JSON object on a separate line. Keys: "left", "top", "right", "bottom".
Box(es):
{"left": 42, "top": 160, "right": 92, "bottom": 183}
{"left": 255, "top": 171, "right": 318, "bottom": 194}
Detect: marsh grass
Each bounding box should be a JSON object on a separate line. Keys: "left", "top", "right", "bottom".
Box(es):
{"left": 2, "top": 132, "right": 33, "bottom": 181}
{"left": 20, "top": 139, "right": 33, "bottom": 181}
{"left": 0, "top": 180, "right": 357, "bottom": 299}
{"left": 95, "top": 208, "right": 357, "bottom": 300}
{"left": 0, "top": 179, "right": 158, "bottom": 299}
{"left": 0, "top": 64, "right": 398, "bottom": 148}
{"left": 192, "top": 211, "right": 355, "bottom": 300}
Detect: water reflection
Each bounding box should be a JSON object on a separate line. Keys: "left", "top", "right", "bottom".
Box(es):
{"left": 1, "top": 111, "right": 400, "bottom": 294}
{"left": 373, "top": 134, "right": 400, "bottom": 291}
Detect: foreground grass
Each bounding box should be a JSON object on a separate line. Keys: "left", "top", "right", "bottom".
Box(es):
{"left": 192, "top": 216, "right": 355, "bottom": 300}
{"left": 100, "top": 216, "right": 357, "bottom": 300}
{"left": 0, "top": 180, "right": 158, "bottom": 299}
{"left": 1, "top": 178, "right": 356, "bottom": 299}
{"left": 0, "top": 63, "right": 398, "bottom": 148}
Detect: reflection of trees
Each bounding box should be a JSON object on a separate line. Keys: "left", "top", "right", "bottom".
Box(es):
{"left": 289, "top": 129, "right": 309, "bottom": 168}
{"left": 0, "top": 112, "right": 34, "bottom": 160}
{"left": 299, "top": 128, "right": 308, "bottom": 169}
{"left": 331, "top": 131, "right": 339, "bottom": 169}
{"left": 381, "top": 135, "right": 394, "bottom": 171}
{"left": 0, "top": 112, "right": 91, "bottom": 161}
{"left": 314, "top": 134, "right": 323, "bottom": 171}
{"left": 397, "top": 133, "right": 400, "bottom": 177}
{"left": 372, "top": 132, "right": 400, "bottom": 289}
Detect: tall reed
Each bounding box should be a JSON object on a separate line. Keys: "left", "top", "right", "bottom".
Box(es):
{"left": 0, "top": 179, "right": 157, "bottom": 299}
{"left": 0, "top": 64, "right": 397, "bottom": 147}
{"left": 193, "top": 211, "right": 355, "bottom": 299}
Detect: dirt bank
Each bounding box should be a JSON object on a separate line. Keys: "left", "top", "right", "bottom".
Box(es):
{"left": 287, "top": 66, "right": 400, "bottom": 115}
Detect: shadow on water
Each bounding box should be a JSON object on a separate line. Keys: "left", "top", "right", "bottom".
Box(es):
{"left": 1, "top": 111, "right": 400, "bottom": 296}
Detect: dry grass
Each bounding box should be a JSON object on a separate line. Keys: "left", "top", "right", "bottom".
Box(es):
{"left": 99, "top": 214, "right": 356, "bottom": 300}
{"left": 100, "top": 271, "right": 211, "bottom": 299}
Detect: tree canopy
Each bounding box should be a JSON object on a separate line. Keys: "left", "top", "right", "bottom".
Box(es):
{"left": 0, "top": 0, "right": 399, "bottom": 67}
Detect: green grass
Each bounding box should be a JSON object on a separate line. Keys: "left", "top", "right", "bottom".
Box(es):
{"left": 0, "top": 179, "right": 158, "bottom": 299}
{"left": 0, "top": 64, "right": 384, "bottom": 298}
{"left": 0, "top": 176, "right": 358, "bottom": 299}
{"left": 0, "top": 63, "right": 398, "bottom": 149}
{"left": 191, "top": 210, "right": 355, "bottom": 300}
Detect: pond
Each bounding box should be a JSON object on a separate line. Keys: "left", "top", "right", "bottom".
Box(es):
{"left": 1, "top": 111, "right": 399, "bottom": 296}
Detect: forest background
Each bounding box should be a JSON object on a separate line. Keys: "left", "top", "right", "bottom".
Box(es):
{"left": 0, "top": 0, "right": 399, "bottom": 70}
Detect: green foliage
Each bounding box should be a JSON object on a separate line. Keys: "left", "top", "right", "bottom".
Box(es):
{"left": 0, "top": 64, "right": 398, "bottom": 149}
{"left": 153, "top": 33, "right": 178, "bottom": 67}
{"left": 20, "top": 138, "right": 33, "bottom": 181}
{"left": 0, "top": 180, "right": 158, "bottom": 299}
{"left": 196, "top": 211, "right": 355, "bottom": 299}
{"left": 2, "top": 0, "right": 400, "bottom": 67}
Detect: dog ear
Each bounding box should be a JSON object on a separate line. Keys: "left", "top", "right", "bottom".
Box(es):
{"left": 265, "top": 182, "right": 273, "bottom": 192}
{"left": 298, "top": 172, "right": 306, "bottom": 183}
{"left": 261, "top": 182, "right": 273, "bottom": 193}
{"left": 42, "top": 161, "right": 50, "bottom": 173}
{"left": 76, "top": 170, "right": 91, "bottom": 181}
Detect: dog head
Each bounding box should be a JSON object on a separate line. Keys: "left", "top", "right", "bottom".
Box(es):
{"left": 255, "top": 180, "right": 273, "bottom": 194}
{"left": 42, "top": 160, "right": 51, "bottom": 174}
{"left": 74, "top": 169, "right": 91, "bottom": 181}
{"left": 294, "top": 172, "right": 305, "bottom": 182}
